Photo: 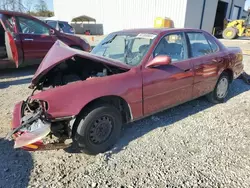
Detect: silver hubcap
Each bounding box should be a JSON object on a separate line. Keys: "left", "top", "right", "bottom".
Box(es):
{"left": 216, "top": 77, "right": 228, "bottom": 98}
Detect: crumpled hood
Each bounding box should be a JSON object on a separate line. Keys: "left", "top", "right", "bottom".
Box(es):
{"left": 31, "top": 40, "right": 131, "bottom": 87}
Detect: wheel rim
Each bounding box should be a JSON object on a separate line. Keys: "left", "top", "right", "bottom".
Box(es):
{"left": 89, "top": 115, "right": 113, "bottom": 145}
{"left": 226, "top": 30, "right": 233, "bottom": 37}
{"left": 216, "top": 77, "right": 229, "bottom": 99}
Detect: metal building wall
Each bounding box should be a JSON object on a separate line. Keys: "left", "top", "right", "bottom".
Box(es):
{"left": 221, "top": 0, "right": 246, "bottom": 19}
{"left": 53, "top": 0, "right": 188, "bottom": 34}
{"left": 185, "top": 0, "right": 218, "bottom": 33}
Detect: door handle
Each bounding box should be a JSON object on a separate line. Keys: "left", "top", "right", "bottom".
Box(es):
{"left": 24, "top": 38, "right": 33, "bottom": 41}
{"left": 184, "top": 68, "right": 191, "bottom": 72}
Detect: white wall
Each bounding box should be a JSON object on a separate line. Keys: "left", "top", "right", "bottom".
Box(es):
{"left": 54, "top": 0, "right": 188, "bottom": 34}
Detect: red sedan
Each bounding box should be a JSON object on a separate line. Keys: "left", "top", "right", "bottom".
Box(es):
{"left": 0, "top": 10, "right": 90, "bottom": 69}
{"left": 7, "top": 28, "right": 244, "bottom": 154}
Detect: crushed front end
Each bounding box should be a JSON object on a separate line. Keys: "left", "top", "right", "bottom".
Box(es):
{"left": 6, "top": 97, "right": 74, "bottom": 151}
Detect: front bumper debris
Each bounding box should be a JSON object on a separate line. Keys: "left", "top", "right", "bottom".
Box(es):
{"left": 13, "top": 119, "right": 51, "bottom": 149}
{"left": 6, "top": 101, "right": 52, "bottom": 150}
{"left": 7, "top": 101, "right": 73, "bottom": 151}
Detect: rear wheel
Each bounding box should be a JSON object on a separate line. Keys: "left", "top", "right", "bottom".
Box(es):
{"left": 73, "top": 104, "right": 122, "bottom": 155}
{"left": 206, "top": 73, "right": 230, "bottom": 104}
{"left": 222, "top": 27, "right": 238, "bottom": 39}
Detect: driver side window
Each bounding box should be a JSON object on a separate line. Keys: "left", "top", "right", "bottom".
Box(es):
{"left": 154, "top": 32, "right": 187, "bottom": 63}
{"left": 17, "top": 17, "right": 49, "bottom": 35}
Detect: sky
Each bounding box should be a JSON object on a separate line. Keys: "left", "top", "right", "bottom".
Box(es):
{"left": 245, "top": 0, "right": 250, "bottom": 10}
{"left": 44, "top": 0, "right": 54, "bottom": 11}
{"left": 32, "top": 0, "right": 54, "bottom": 11}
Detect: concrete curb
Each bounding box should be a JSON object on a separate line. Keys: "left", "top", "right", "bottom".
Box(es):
{"left": 242, "top": 50, "right": 250, "bottom": 55}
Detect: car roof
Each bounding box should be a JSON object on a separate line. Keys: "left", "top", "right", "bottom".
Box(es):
{"left": 0, "top": 10, "right": 32, "bottom": 17}
{"left": 113, "top": 28, "right": 206, "bottom": 35}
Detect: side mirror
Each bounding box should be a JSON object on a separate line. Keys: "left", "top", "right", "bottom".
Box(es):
{"left": 49, "top": 29, "right": 55, "bottom": 35}
{"left": 146, "top": 55, "right": 171, "bottom": 68}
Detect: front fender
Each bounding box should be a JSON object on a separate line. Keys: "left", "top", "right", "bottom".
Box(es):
{"left": 31, "top": 69, "right": 143, "bottom": 119}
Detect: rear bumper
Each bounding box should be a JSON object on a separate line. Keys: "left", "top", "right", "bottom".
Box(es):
{"left": 233, "top": 63, "right": 244, "bottom": 79}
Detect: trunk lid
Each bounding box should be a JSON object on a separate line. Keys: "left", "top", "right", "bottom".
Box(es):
{"left": 31, "top": 40, "right": 131, "bottom": 87}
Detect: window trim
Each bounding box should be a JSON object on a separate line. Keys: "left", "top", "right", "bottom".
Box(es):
{"left": 152, "top": 31, "right": 189, "bottom": 64}
{"left": 184, "top": 31, "right": 219, "bottom": 59}
{"left": 204, "top": 32, "right": 220, "bottom": 53}
{"left": 47, "top": 20, "right": 58, "bottom": 29}
{"left": 15, "top": 16, "right": 50, "bottom": 36}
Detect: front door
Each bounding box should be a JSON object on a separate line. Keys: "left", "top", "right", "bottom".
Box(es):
{"left": 0, "top": 14, "right": 23, "bottom": 68}
{"left": 15, "top": 16, "right": 57, "bottom": 64}
{"left": 142, "top": 32, "right": 194, "bottom": 116}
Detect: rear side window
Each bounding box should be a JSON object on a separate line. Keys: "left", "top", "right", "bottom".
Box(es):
{"left": 186, "top": 32, "right": 213, "bottom": 57}
{"left": 207, "top": 37, "right": 219, "bottom": 53}
{"left": 58, "top": 22, "right": 65, "bottom": 29}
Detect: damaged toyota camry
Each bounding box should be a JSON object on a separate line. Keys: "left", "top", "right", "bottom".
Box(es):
{"left": 6, "top": 28, "right": 244, "bottom": 154}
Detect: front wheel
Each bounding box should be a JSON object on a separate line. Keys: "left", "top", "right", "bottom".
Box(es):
{"left": 73, "top": 104, "right": 122, "bottom": 155}
{"left": 206, "top": 73, "right": 230, "bottom": 104}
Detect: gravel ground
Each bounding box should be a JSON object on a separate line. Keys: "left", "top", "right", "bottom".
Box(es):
{"left": 1, "top": 52, "right": 250, "bottom": 188}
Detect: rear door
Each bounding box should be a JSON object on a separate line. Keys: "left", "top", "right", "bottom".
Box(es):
{"left": 0, "top": 14, "right": 23, "bottom": 67}
{"left": 15, "top": 16, "right": 57, "bottom": 64}
{"left": 185, "top": 32, "right": 225, "bottom": 98}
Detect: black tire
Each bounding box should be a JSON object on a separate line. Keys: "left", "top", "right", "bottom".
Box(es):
{"left": 222, "top": 27, "right": 238, "bottom": 39}
{"left": 206, "top": 73, "right": 230, "bottom": 104}
{"left": 73, "top": 104, "right": 122, "bottom": 155}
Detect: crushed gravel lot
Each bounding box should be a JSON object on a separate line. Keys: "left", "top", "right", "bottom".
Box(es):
{"left": 1, "top": 46, "right": 250, "bottom": 188}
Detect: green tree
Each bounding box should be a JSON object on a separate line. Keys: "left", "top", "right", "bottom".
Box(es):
{"left": 0, "top": 0, "right": 27, "bottom": 12}
{"left": 0, "top": 0, "right": 54, "bottom": 17}
{"left": 33, "top": 0, "right": 54, "bottom": 17}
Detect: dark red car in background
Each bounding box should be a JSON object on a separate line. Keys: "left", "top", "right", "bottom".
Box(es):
{"left": 0, "top": 10, "right": 90, "bottom": 69}
{"left": 7, "top": 28, "right": 244, "bottom": 155}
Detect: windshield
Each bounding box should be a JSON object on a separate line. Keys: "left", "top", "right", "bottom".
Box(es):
{"left": 91, "top": 33, "right": 157, "bottom": 66}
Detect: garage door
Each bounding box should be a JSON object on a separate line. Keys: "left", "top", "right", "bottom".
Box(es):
{"left": 231, "top": 6, "right": 241, "bottom": 20}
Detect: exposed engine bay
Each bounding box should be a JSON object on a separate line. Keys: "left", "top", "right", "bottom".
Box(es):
{"left": 37, "top": 55, "right": 127, "bottom": 90}
{"left": 6, "top": 55, "right": 128, "bottom": 150}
